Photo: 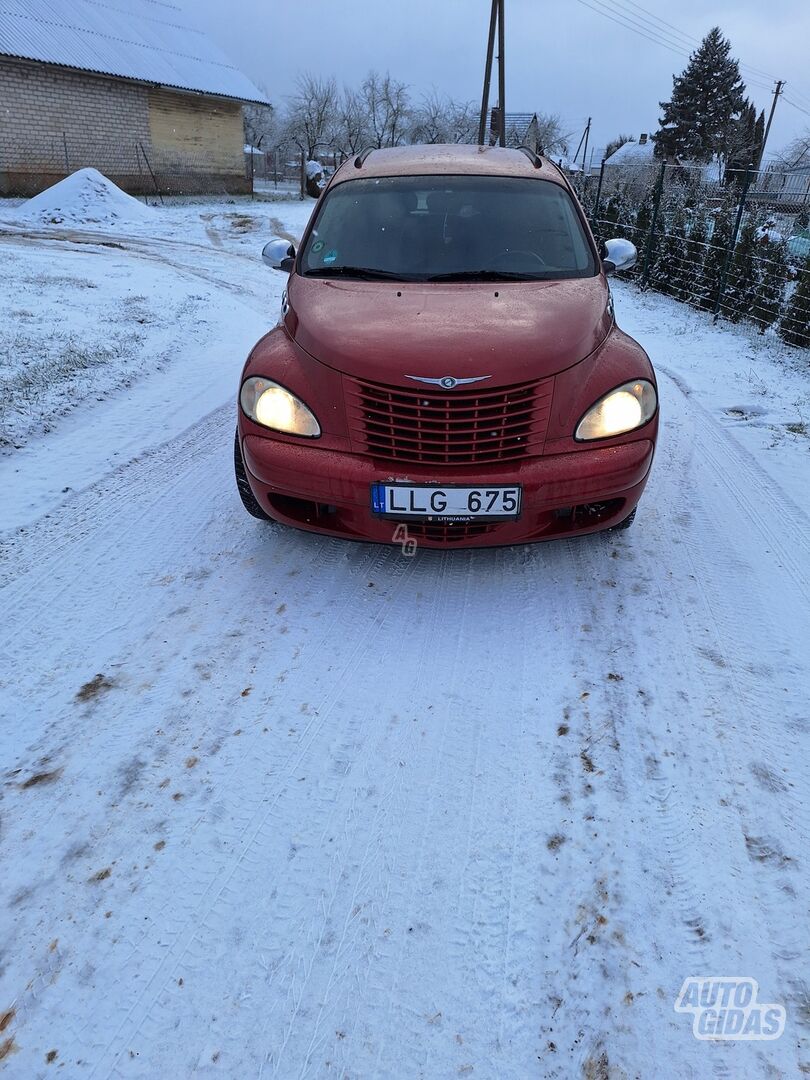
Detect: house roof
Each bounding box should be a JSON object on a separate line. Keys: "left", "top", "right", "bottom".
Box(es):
{"left": 604, "top": 139, "right": 655, "bottom": 165}
{"left": 0, "top": 0, "right": 269, "bottom": 104}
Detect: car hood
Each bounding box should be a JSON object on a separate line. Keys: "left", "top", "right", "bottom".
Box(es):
{"left": 285, "top": 274, "right": 612, "bottom": 385}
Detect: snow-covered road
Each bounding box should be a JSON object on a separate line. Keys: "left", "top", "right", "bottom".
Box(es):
{"left": 1, "top": 200, "right": 809, "bottom": 1079}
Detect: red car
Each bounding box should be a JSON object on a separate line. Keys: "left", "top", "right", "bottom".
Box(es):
{"left": 235, "top": 144, "right": 657, "bottom": 548}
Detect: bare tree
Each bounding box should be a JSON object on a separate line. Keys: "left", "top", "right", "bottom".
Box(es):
{"left": 410, "top": 91, "right": 477, "bottom": 144}
{"left": 243, "top": 102, "right": 276, "bottom": 151}
{"left": 283, "top": 72, "right": 338, "bottom": 159}
{"left": 333, "top": 86, "right": 370, "bottom": 159}
{"left": 533, "top": 113, "right": 572, "bottom": 157}
{"left": 773, "top": 127, "right": 810, "bottom": 169}
{"left": 360, "top": 71, "right": 411, "bottom": 148}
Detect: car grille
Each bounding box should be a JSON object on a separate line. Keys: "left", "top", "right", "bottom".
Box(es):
{"left": 404, "top": 521, "right": 499, "bottom": 544}
{"left": 345, "top": 375, "right": 554, "bottom": 465}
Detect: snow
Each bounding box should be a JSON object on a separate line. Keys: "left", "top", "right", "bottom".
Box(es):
{"left": 603, "top": 138, "right": 655, "bottom": 165}
{"left": 306, "top": 159, "right": 324, "bottom": 179}
{"left": 0, "top": 0, "right": 269, "bottom": 104}
{"left": 7, "top": 168, "right": 155, "bottom": 228}
{"left": 1, "top": 200, "right": 809, "bottom": 1078}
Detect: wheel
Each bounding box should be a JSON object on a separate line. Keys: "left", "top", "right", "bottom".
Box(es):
{"left": 234, "top": 429, "right": 271, "bottom": 520}
{"left": 611, "top": 507, "right": 636, "bottom": 531}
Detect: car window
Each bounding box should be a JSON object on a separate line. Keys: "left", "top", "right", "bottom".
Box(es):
{"left": 299, "top": 174, "right": 596, "bottom": 282}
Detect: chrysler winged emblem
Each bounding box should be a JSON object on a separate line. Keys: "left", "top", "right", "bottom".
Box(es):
{"left": 405, "top": 374, "right": 492, "bottom": 390}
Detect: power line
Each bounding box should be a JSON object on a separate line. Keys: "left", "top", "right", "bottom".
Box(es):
{"left": 571, "top": 0, "right": 809, "bottom": 106}
{"left": 572, "top": 0, "right": 699, "bottom": 63}
{"left": 614, "top": 0, "right": 780, "bottom": 85}
{"left": 783, "top": 97, "right": 810, "bottom": 119}
{"left": 783, "top": 86, "right": 810, "bottom": 111}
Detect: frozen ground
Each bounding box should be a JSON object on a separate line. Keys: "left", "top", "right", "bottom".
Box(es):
{"left": 0, "top": 193, "right": 809, "bottom": 1079}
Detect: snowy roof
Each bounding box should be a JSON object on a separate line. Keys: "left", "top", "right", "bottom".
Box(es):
{"left": 0, "top": 0, "right": 269, "bottom": 104}
{"left": 604, "top": 139, "right": 656, "bottom": 166}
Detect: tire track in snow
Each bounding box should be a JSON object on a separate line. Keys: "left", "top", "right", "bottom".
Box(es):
{"left": 559, "top": 389, "right": 807, "bottom": 1078}
{"left": 658, "top": 365, "right": 810, "bottom": 605}
{"left": 95, "top": 551, "right": 424, "bottom": 1078}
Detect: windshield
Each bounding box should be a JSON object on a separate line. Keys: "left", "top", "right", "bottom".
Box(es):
{"left": 299, "top": 174, "right": 597, "bottom": 282}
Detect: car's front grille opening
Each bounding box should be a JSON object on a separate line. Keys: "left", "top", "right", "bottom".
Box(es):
{"left": 403, "top": 521, "right": 500, "bottom": 544}
{"left": 267, "top": 494, "right": 337, "bottom": 524}
{"left": 345, "top": 375, "right": 554, "bottom": 465}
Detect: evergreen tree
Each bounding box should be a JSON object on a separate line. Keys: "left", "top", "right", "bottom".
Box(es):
{"left": 724, "top": 218, "right": 761, "bottom": 322}
{"left": 699, "top": 204, "right": 734, "bottom": 311}
{"left": 754, "top": 110, "right": 765, "bottom": 164}
{"left": 682, "top": 211, "right": 710, "bottom": 307}
{"left": 655, "top": 28, "right": 746, "bottom": 163}
{"left": 751, "top": 236, "right": 790, "bottom": 331}
{"left": 726, "top": 100, "right": 761, "bottom": 181}
{"left": 779, "top": 256, "right": 810, "bottom": 348}
{"left": 603, "top": 192, "right": 635, "bottom": 242}
{"left": 630, "top": 201, "right": 653, "bottom": 277}
{"left": 649, "top": 206, "right": 688, "bottom": 297}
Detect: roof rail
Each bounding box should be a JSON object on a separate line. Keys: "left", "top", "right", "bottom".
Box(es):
{"left": 354, "top": 147, "right": 375, "bottom": 169}
{"left": 516, "top": 145, "right": 542, "bottom": 169}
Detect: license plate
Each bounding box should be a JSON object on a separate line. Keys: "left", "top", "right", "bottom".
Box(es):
{"left": 371, "top": 483, "right": 521, "bottom": 520}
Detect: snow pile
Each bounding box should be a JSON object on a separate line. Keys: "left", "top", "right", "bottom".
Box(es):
{"left": 13, "top": 168, "right": 154, "bottom": 228}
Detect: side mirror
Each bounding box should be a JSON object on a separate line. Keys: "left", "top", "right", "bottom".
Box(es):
{"left": 601, "top": 238, "right": 637, "bottom": 275}
{"left": 262, "top": 238, "right": 296, "bottom": 272}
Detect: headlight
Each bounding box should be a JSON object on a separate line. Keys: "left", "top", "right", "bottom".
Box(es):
{"left": 575, "top": 379, "right": 657, "bottom": 441}
{"left": 240, "top": 376, "right": 320, "bottom": 437}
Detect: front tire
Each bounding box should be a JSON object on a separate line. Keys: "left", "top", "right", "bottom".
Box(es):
{"left": 611, "top": 507, "right": 636, "bottom": 531}
{"left": 234, "top": 429, "right": 271, "bottom": 520}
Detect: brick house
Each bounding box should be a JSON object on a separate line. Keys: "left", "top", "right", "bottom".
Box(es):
{"left": 0, "top": 0, "right": 269, "bottom": 196}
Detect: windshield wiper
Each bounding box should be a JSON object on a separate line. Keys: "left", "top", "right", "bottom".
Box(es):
{"left": 303, "top": 265, "right": 415, "bottom": 282}
{"left": 426, "top": 269, "right": 542, "bottom": 282}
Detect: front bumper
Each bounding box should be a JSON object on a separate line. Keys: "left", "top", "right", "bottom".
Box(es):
{"left": 241, "top": 432, "right": 654, "bottom": 548}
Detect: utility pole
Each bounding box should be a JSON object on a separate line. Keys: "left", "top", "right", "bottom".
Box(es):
{"left": 581, "top": 117, "right": 591, "bottom": 173}
{"left": 478, "top": 0, "right": 506, "bottom": 148}
{"left": 572, "top": 117, "right": 591, "bottom": 171}
{"left": 497, "top": 0, "right": 506, "bottom": 147}
{"left": 758, "top": 80, "right": 784, "bottom": 170}
{"left": 478, "top": 0, "right": 497, "bottom": 145}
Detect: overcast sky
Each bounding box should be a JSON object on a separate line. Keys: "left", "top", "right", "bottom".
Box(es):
{"left": 192, "top": 0, "right": 810, "bottom": 161}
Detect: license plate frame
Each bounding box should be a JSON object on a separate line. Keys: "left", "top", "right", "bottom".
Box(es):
{"left": 371, "top": 482, "right": 522, "bottom": 522}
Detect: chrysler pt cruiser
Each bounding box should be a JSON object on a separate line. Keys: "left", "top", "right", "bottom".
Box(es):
{"left": 235, "top": 144, "right": 658, "bottom": 548}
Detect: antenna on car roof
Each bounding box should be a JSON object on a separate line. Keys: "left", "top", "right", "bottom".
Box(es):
{"left": 354, "top": 147, "right": 375, "bottom": 169}
{"left": 516, "top": 145, "right": 542, "bottom": 169}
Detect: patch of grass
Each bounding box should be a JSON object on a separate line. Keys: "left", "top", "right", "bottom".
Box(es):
{"left": 0, "top": 328, "right": 140, "bottom": 448}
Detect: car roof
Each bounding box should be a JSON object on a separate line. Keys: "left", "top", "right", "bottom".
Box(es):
{"left": 329, "top": 144, "right": 568, "bottom": 187}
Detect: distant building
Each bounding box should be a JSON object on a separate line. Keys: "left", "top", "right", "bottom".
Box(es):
{"left": 0, "top": 0, "right": 269, "bottom": 196}
{"left": 603, "top": 133, "right": 655, "bottom": 167}
{"left": 753, "top": 164, "right": 810, "bottom": 212}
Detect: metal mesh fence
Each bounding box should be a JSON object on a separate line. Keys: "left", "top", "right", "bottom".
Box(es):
{"left": 566, "top": 161, "right": 810, "bottom": 349}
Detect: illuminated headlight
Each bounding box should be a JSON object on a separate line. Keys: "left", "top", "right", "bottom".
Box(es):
{"left": 575, "top": 380, "right": 657, "bottom": 441}
{"left": 240, "top": 376, "right": 320, "bottom": 437}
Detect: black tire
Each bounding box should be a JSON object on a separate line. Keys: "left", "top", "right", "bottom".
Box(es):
{"left": 611, "top": 507, "right": 636, "bottom": 531}
{"left": 234, "top": 429, "right": 271, "bottom": 520}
